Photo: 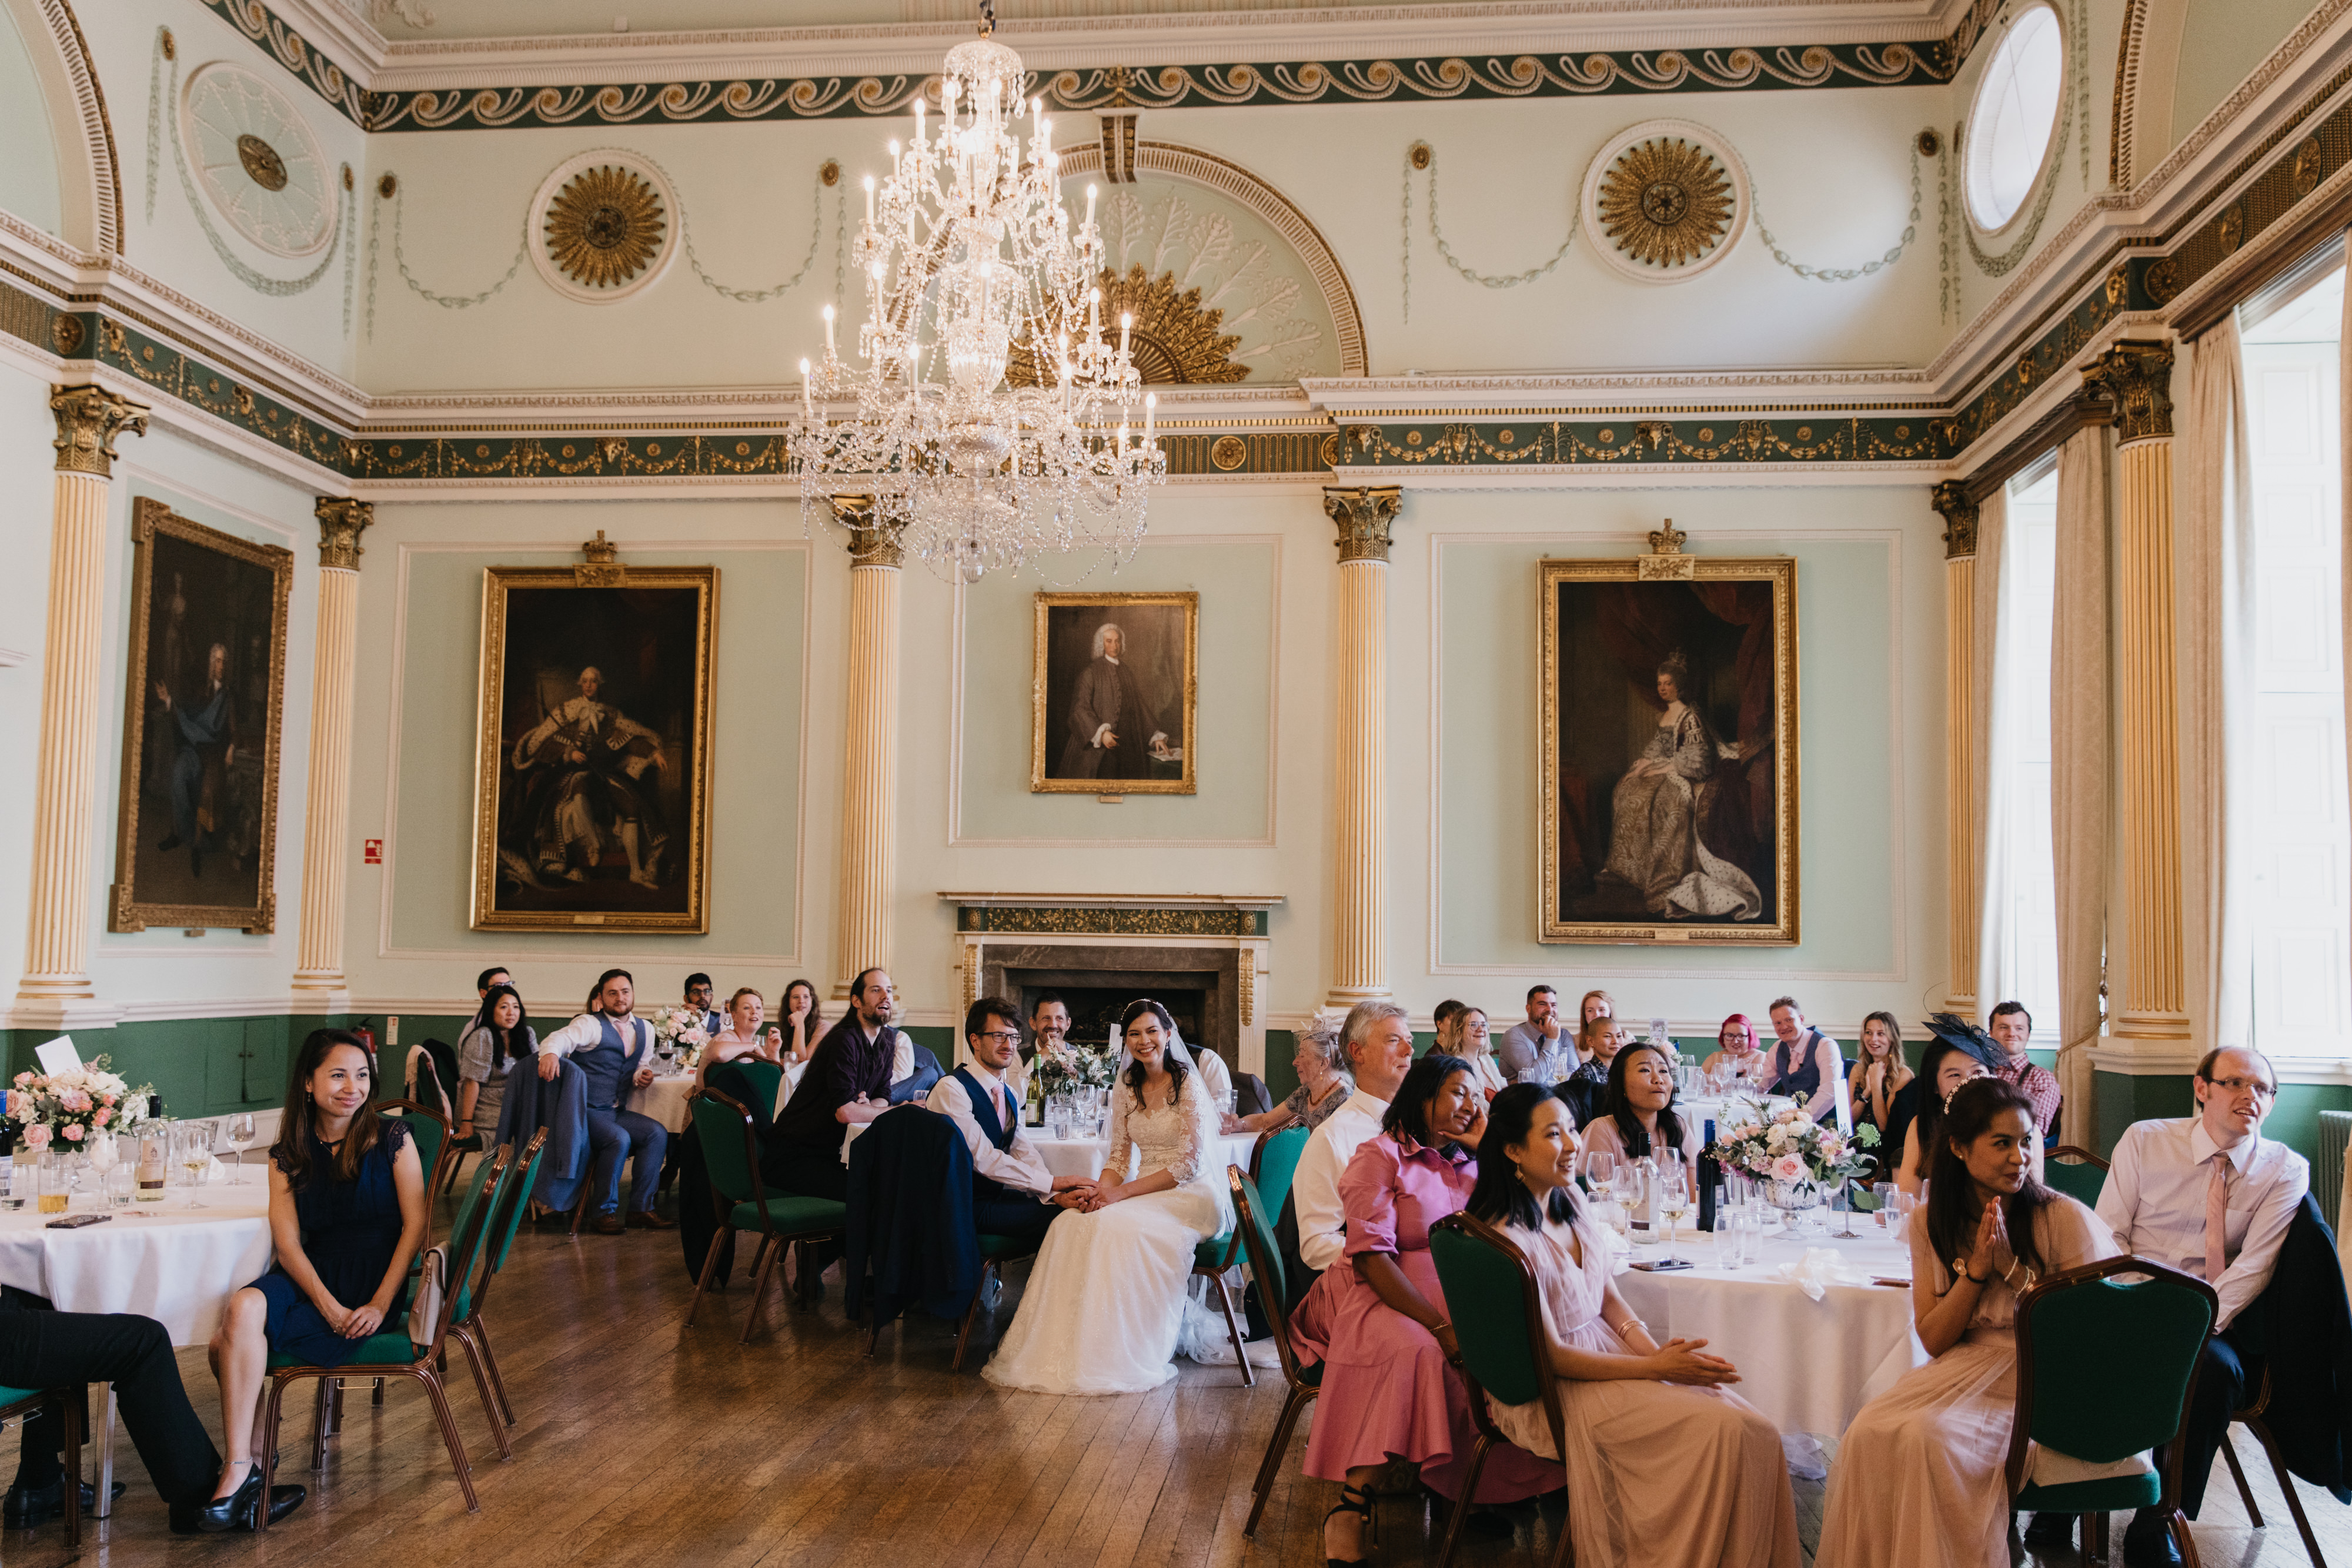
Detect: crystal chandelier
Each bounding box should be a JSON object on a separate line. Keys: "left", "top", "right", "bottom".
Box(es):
{"left": 791, "top": 6, "right": 1166, "bottom": 583}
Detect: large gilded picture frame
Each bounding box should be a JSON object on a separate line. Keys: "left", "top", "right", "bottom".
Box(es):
{"left": 470, "top": 562, "right": 718, "bottom": 932}
{"left": 109, "top": 498, "right": 292, "bottom": 933}
{"left": 1031, "top": 591, "right": 1199, "bottom": 795}
{"left": 1539, "top": 556, "right": 1798, "bottom": 945}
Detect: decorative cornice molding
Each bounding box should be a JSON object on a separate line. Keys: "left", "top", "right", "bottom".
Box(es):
{"left": 38, "top": 0, "right": 123, "bottom": 257}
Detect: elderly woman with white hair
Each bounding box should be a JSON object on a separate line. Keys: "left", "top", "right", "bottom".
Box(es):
{"left": 1227, "top": 1009, "right": 1354, "bottom": 1136}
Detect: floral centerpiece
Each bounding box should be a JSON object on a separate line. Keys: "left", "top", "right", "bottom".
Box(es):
{"left": 1034, "top": 1038, "right": 1116, "bottom": 1098}
{"left": 1704, "top": 1101, "right": 1879, "bottom": 1211}
{"left": 6, "top": 1056, "right": 155, "bottom": 1154}
{"left": 645, "top": 1006, "right": 711, "bottom": 1072}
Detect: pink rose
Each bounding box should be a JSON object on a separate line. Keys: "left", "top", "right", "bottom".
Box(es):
{"left": 101, "top": 1094, "right": 115, "bottom": 1106}
{"left": 1770, "top": 1153, "right": 1805, "bottom": 1181}
{"left": 22, "top": 1125, "right": 51, "bottom": 1149}
{"left": 11, "top": 1074, "right": 28, "bottom": 1089}
{"left": 61, "top": 1124, "right": 82, "bottom": 1142}
{"left": 59, "top": 1090, "right": 90, "bottom": 1114}
{"left": 92, "top": 1108, "right": 111, "bottom": 1127}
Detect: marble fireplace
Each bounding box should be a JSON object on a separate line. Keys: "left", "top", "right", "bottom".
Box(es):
{"left": 940, "top": 893, "right": 1282, "bottom": 1075}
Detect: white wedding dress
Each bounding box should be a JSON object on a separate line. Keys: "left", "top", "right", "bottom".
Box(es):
{"left": 983, "top": 1068, "right": 1233, "bottom": 1395}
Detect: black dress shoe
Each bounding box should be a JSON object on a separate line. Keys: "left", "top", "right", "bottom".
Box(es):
{"left": 2022, "top": 1512, "right": 2076, "bottom": 1550}
{"left": 193, "top": 1467, "right": 262, "bottom": 1533}
{"left": 248, "top": 1483, "right": 306, "bottom": 1529}
{"left": 2, "top": 1476, "right": 124, "bottom": 1525}
{"left": 2122, "top": 1508, "right": 2185, "bottom": 1568}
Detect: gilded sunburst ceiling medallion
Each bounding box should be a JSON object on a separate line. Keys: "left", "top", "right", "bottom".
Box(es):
{"left": 1007, "top": 264, "right": 1250, "bottom": 387}
{"left": 545, "top": 166, "right": 666, "bottom": 289}
{"left": 527, "top": 151, "right": 680, "bottom": 303}
{"left": 1580, "top": 119, "right": 1752, "bottom": 285}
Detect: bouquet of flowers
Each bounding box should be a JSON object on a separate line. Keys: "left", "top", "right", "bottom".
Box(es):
{"left": 1705, "top": 1101, "right": 1879, "bottom": 1193}
{"left": 6, "top": 1055, "right": 155, "bottom": 1154}
{"left": 645, "top": 1006, "right": 711, "bottom": 1072}
{"left": 1034, "top": 1038, "right": 1116, "bottom": 1096}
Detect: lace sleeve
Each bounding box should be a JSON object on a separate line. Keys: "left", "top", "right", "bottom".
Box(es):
{"left": 1162, "top": 1069, "right": 1212, "bottom": 1186}
{"left": 1103, "top": 1081, "right": 1135, "bottom": 1181}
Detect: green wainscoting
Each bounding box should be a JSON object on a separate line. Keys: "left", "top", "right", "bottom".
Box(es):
{"left": 0, "top": 1015, "right": 352, "bottom": 1122}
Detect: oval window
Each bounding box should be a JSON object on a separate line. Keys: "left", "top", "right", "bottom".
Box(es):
{"left": 1965, "top": 4, "right": 2065, "bottom": 232}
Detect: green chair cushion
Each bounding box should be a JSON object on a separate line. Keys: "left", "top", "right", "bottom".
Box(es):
{"left": 0, "top": 1386, "right": 44, "bottom": 1408}
{"left": 978, "top": 1233, "right": 1034, "bottom": 1258}
{"left": 1256, "top": 1127, "right": 1312, "bottom": 1228}
{"left": 268, "top": 1330, "right": 420, "bottom": 1371}
{"left": 2043, "top": 1160, "right": 2107, "bottom": 1206}
{"left": 1194, "top": 1232, "right": 1235, "bottom": 1271}
{"left": 729, "top": 1195, "right": 847, "bottom": 1234}
{"left": 2014, "top": 1473, "right": 2163, "bottom": 1513}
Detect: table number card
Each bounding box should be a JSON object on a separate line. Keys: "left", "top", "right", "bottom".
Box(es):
{"left": 34, "top": 1037, "right": 82, "bottom": 1078}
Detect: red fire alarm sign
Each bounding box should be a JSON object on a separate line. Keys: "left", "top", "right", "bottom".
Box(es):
{"left": 363, "top": 840, "right": 383, "bottom": 864}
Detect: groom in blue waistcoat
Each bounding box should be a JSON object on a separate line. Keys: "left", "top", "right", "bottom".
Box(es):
{"left": 536, "top": 967, "right": 672, "bottom": 1234}
{"left": 926, "top": 996, "right": 1092, "bottom": 1246}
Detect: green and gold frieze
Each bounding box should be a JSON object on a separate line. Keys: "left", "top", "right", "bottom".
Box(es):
{"left": 956, "top": 905, "right": 1268, "bottom": 937}
{"left": 1334, "top": 414, "right": 1960, "bottom": 468}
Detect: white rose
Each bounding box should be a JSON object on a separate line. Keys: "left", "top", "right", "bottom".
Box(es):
{"left": 120, "top": 1094, "right": 146, "bottom": 1124}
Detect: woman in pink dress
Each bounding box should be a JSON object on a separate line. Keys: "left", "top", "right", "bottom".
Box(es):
{"left": 1815, "top": 1078, "right": 2119, "bottom": 1568}
{"left": 1297, "top": 1054, "right": 1559, "bottom": 1565}
{"left": 1472, "top": 1085, "right": 1799, "bottom": 1568}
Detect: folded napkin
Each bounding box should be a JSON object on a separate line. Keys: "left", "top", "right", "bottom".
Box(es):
{"left": 1770, "top": 1246, "right": 1876, "bottom": 1301}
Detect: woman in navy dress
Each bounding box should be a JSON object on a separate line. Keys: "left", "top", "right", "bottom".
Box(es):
{"left": 203, "top": 1029, "right": 426, "bottom": 1530}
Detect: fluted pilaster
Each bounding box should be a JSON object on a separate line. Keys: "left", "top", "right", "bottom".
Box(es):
{"left": 2092, "top": 342, "right": 2191, "bottom": 1042}
{"left": 290, "top": 499, "right": 369, "bottom": 1008}
{"left": 1933, "top": 480, "right": 1981, "bottom": 1021}
{"left": 1325, "top": 486, "right": 1401, "bottom": 1005}
{"left": 18, "top": 387, "right": 147, "bottom": 1019}
{"left": 835, "top": 497, "right": 901, "bottom": 998}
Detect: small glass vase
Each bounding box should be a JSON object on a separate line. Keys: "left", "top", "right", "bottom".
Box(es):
{"left": 1765, "top": 1176, "right": 1824, "bottom": 1232}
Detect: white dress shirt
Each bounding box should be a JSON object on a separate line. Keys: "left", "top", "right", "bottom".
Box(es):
{"left": 926, "top": 1068, "right": 1054, "bottom": 1198}
{"left": 1292, "top": 1088, "right": 1392, "bottom": 1273}
{"left": 538, "top": 1012, "right": 653, "bottom": 1058}
{"left": 2096, "top": 1115, "right": 2310, "bottom": 1330}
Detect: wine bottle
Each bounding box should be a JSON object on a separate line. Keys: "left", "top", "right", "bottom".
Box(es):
{"left": 1696, "top": 1118, "right": 1719, "bottom": 1234}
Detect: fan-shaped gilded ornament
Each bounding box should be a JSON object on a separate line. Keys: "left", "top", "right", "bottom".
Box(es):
{"left": 1579, "top": 120, "right": 1752, "bottom": 285}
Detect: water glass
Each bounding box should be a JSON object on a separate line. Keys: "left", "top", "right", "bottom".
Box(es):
{"left": 1046, "top": 1096, "right": 1072, "bottom": 1141}
{"left": 35, "top": 1152, "right": 66, "bottom": 1215}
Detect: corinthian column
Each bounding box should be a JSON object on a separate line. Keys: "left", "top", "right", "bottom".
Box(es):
{"left": 2088, "top": 340, "right": 2191, "bottom": 1047}
{"left": 834, "top": 498, "right": 901, "bottom": 999}
{"left": 16, "top": 386, "right": 148, "bottom": 1022}
{"left": 290, "top": 500, "right": 370, "bottom": 1011}
{"left": 1325, "top": 486, "right": 1401, "bottom": 1006}
{"left": 1931, "top": 480, "right": 1982, "bottom": 1023}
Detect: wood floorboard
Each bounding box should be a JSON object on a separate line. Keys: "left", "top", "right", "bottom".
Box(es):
{"left": 12, "top": 1187, "right": 2352, "bottom": 1568}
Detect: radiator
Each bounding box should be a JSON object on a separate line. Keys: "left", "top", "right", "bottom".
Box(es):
{"left": 2318, "top": 1111, "right": 2352, "bottom": 1234}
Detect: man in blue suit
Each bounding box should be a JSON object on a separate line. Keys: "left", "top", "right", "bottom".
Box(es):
{"left": 536, "top": 968, "right": 672, "bottom": 1234}
{"left": 928, "top": 996, "right": 1091, "bottom": 1245}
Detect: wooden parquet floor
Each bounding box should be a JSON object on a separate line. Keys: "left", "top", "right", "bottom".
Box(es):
{"left": 4, "top": 1187, "right": 2351, "bottom": 1568}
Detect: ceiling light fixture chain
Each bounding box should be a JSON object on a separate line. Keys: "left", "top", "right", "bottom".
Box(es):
{"left": 789, "top": 11, "right": 1167, "bottom": 583}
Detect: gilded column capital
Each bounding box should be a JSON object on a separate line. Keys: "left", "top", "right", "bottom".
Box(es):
{"left": 832, "top": 494, "right": 903, "bottom": 569}
{"left": 314, "top": 498, "right": 372, "bottom": 571}
{"left": 1930, "top": 480, "right": 1980, "bottom": 560}
{"left": 1325, "top": 484, "right": 1403, "bottom": 564}
{"left": 49, "top": 385, "right": 149, "bottom": 477}
{"left": 2082, "top": 340, "right": 2176, "bottom": 445}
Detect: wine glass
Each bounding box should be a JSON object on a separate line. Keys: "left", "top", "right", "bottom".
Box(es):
{"left": 1582, "top": 1149, "right": 1615, "bottom": 1197}
{"left": 1655, "top": 1151, "right": 1692, "bottom": 1265}
{"left": 178, "top": 1121, "right": 211, "bottom": 1209}
{"left": 225, "top": 1114, "right": 255, "bottom": 1184}
{"left": 86, "top": 1128, "right": 118, "bottom": 1199}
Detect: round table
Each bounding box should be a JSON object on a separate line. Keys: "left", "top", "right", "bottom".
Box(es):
{"left": 0, "top": 1185, "right": 275, "bottom": 1517}
{"left": 1612, "top": 1220, "right": 1923, "bottom": 1439}
{"left": 630, "top": 1072, "right": 699, "bottom": 1134}
{"left": 839, "top": 1120, "right": 1257, "bottom": 1184}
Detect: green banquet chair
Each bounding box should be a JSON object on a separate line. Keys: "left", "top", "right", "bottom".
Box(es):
{"left": 1252, "top": 1124, "right": 1311, "bottom": 1226}
{"left": 445, "top": 1126, "right": 549, "bottom": 1441}
{"left": 1427, "top": 1213, "right": 1572, "bottom": 1568}
{"left": 1232, "top": 1165, "right": 1325, "bottom": 1537}
{"left": 0, "top": 1386, "right": 82, "bottom": 1546}
{"left": 2043, "top": 1144, "right": 2110, "bottom": 1208}
{"left": 2004, "top": 1255, "right": 2219, "bottom": 1566}
{"left": 685, "top": 1087, "right": 846, "bottom": 1344}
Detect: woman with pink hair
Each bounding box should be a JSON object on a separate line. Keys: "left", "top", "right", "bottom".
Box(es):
{"left": 1700, "top": 1014, "right": 1770, "bottom": 1088}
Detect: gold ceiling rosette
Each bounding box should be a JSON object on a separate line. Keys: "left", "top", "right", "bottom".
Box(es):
{"left": 543, "top": 165, "right": 667, "bottom": 290}
{"left": 1007, "top": 264, "right": 1250, "bottom": 386}
{"left": 1580, "top": 119, "right": 1753, "bottom": 285}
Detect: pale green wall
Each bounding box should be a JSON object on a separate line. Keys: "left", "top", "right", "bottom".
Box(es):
{"left": 2173, "top": 0, "right": 2313, "bottom": 146}
{"left": 0, "top": 0, "right": 62, "bottom": 238}
{"left": 348, "top": 503, "right": 809, "bottom": 1010}
{"left": 957, "top": 539, "right": 1275, "bottom": 843}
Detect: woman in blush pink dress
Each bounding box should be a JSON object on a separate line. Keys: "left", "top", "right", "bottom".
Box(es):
{"left": 1295, "top": 1054, "right": 1560, "bottom": 1566}
{"left": 1815, "top": 1078, "right": 2119, "bottom": 1568}
{"left": 1472, "top": 1085, "right": 1799, "bottom": 1568}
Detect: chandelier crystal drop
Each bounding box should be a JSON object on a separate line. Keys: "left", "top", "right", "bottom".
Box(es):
{"left": 790, "top": 14, "right": 1166, "bottom": 583}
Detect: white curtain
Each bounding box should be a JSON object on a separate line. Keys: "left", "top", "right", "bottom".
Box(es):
{"left": 2051, "top": 425, "right": 2113, "bottom": 1148}
{"left": 1972, "top": 486, "right": 2016, "bottom": 1018}
{"left": 2184, "top": 317, "right": 2257, "bottom": 1056}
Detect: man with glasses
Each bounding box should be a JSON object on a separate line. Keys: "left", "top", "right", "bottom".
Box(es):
{"left": 928, "top": 997, "right": 1094, "bottom": 1247}
{"left": 2091, "top": 1047, "right": 2308, "bottom": 1567}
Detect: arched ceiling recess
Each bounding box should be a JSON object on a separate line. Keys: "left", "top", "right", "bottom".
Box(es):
{"left": 6, "top": 0, "right": 123, "bottom": 255}
{"left": 1049, "top": 140, "right": 1365, "bottom": 383}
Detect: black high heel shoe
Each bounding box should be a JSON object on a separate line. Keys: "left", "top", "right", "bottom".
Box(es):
{"left": 193, "top": 1463, "right": 260, "bottom": 1533}
{"left": 1325, "top": 1483, "right": 1374, "bottom": 1568}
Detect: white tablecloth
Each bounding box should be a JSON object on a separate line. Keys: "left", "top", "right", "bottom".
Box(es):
{"left": 840, "top": 1120, "right": 1256, "bottom": 1185}
{"left": 0, "top": 1196, "right": 273, "bottom": 1348}
{"left": 1613, "top": 1222, "right": 1923, "bottom": 1439}
{"left": 631, "top": 1072, "right": 699, "bottom": 1134}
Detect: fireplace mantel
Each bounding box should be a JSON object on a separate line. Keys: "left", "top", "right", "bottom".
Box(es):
{"left": 938, "top": 892, "right": 1283, "bottom": 1075}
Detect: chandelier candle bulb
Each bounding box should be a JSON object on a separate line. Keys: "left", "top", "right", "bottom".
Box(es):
{"left": 800, "top": 359, "right": 813, "bottom": 417}
{"left": 823, "top": 303, "right": 836, "bottom": 357}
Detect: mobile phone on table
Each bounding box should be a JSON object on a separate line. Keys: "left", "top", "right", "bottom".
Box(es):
{"left": 45, "top": 1213, "right": 110, "bottom": 1229}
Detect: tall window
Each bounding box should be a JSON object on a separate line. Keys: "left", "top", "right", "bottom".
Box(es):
{"left": 1996, "top": 469, "right": 2061, "bottom": 1033}
{"left": 2242, "top": 269, "right": 2351, "bottom": 1053}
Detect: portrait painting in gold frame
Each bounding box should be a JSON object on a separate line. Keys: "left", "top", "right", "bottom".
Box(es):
{"left": 471, "top": 563, "right": 717, "bottom": 932}
{"left": 1539, "top": 556, "right": 1798, "bottom": 945}
{"left": 1031, "top": 591, "right": 1198, "bottom": 795}
{"left": 109, "top": 498, "right": 292, "bottom": 933}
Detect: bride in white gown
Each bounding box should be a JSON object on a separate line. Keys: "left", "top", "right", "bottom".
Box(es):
{"left": 984, "top": 1000, "right": 1233, "bottom": 1395}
